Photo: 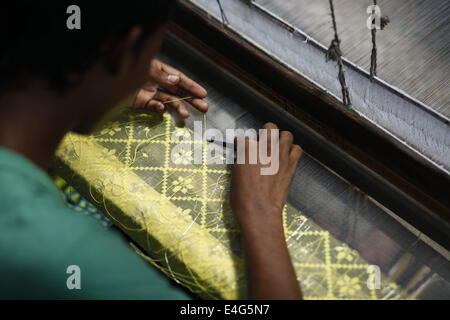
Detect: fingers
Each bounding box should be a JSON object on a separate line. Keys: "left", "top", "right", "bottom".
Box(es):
{"left": 289, "top": 144, "right": 303, "bottom": 165}
{"left": 262, "top": 122, "right": 302, "bottom": 164}
{"left": 133, "top": 89, "right": 158, "bottom": 109}
{"left": 150, "top": 59, "right": 208, "bottom": 113}
{"left": 141, "top": 80, "right": 159, "bottom": 92}
{"left": 151, "top": 61, "right": 180, "bottom": 87}
{"left": 279, "top": 130, "right": 294, "bottom": 163}
{"left": 261, "top": 122, "right": 278, "bottom": 156}
{"left": 288, "top": 144, "right": 303, "bottom": 179}
{"left": 187, "top": 98, "right": 209, "bottom": 113}
{"left": 262, "top": 122, "right": 279, "bottom": 137}
{"left": 244, "top": 137, "right": 258, "bottom": 165}
{"left": 133, "top": 88, "right": 166, "bottom": 113}
{"left": 160, "top": 62, "right": 208, "bottom": 99}
{"left": 153, "top": 91, "right": 189, "bottom": 118}
{"left": 160, "top": 86, "right": 208, "bottom": 113}
{"left": 133, "top": 87, "right": 192, "bottom": 117}
{"left": 260, "top": 122, "right": 295, "bottom": 158}
{"left": 146, "top": 100, "right": 166, "bottom": 113}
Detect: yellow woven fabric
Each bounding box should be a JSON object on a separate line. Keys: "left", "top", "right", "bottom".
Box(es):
{"left": 52, "top": 110, "right": 406, "bottom": 300}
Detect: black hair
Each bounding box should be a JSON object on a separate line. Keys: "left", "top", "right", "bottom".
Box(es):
{"left": 0, "top": 1, "right": 175, "bottom": 92}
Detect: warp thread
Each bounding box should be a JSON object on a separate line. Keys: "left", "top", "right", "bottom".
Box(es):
{"left": 216, "top": 0, "right": 230, "bottom": 26}
{"left": 326, "top": 0, "right": 352, "bottom": 106}
{"left": 370, "top": 0, "right": 390, "bottom": 80}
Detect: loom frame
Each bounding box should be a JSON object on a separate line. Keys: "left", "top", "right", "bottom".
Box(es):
{"left": 170, "top": 0, "right": 450, "bottom": 249}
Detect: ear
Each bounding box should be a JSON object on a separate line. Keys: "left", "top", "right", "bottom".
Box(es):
{"left": 104, "top": 27, "right": 143, "bottom": 76}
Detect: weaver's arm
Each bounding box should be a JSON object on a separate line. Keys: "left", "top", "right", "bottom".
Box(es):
{"left": 231, "top": 123, "right": 303, "bottom": 300}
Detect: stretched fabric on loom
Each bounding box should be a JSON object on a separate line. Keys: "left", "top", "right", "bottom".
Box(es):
{"left": 255, "top": 0, "right": 449, "bottom": 115}
{"left": 51, "top": 110, "right": 407, "bottom": 300}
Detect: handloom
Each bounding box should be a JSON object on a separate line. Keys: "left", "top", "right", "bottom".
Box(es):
{"left": 172, "top": 0, "right": 450, "bottom": 245}
{"left": 51, "top": 0, "right": 450, "bottom": 299}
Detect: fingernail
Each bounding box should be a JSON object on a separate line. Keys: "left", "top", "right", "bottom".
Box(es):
{"left": 167, "top": 74, "right": 179, "bottom": 84}
{"left": 158, "top": 104, "right": 165, "bottom": 112}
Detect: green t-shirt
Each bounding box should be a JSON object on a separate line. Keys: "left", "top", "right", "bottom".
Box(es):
{"left": 0, "top": 147, "right": 189, "bottom": 300}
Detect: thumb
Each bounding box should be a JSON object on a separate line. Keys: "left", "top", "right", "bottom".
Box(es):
{"left": 154, "top": 67, "right": 180, "bottom": 86}
{"left": 166, "top": 73, "right": 180, "bottom": 85}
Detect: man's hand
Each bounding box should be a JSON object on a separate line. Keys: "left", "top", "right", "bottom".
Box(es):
{"left": 231, "top": 122, "right": 303, "bottom": 228}
{"left": 230, "top": 122, "right": 303, "bottom": 300}
{"left": 131, "top": 59, "right": 208, "bottom": 118}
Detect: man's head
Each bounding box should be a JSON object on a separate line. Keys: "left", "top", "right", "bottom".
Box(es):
{"left": 0, "top": 1, "right": 175, "bottom": 132}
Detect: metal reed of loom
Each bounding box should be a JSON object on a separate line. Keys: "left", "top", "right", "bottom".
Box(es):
{"left": 256, "top": 0, "right": 450, "bottom": 117}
